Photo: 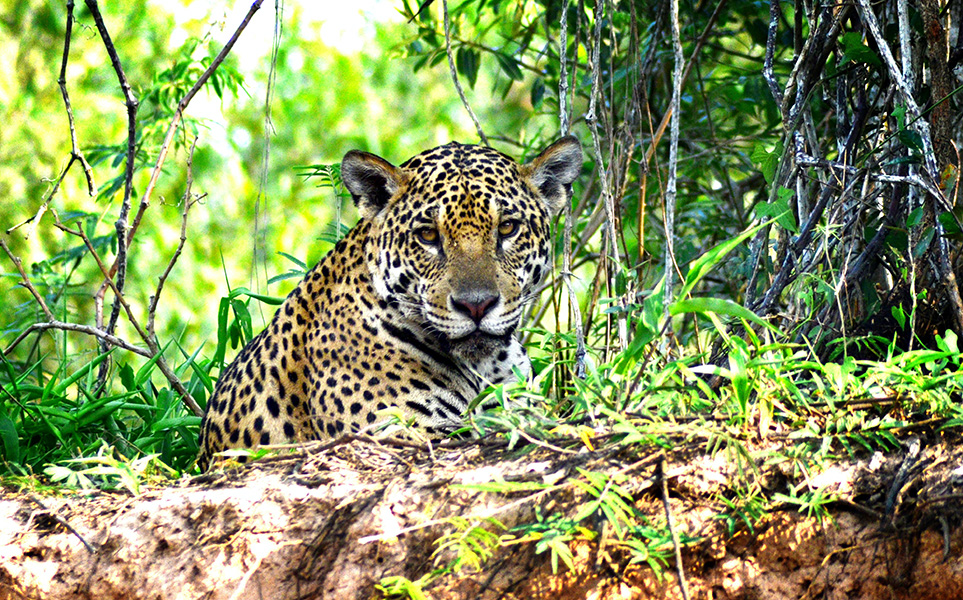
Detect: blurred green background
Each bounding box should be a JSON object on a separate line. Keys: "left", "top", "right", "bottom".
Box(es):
{"left": 1, "top": 0, "right": 551, "bottom": 351}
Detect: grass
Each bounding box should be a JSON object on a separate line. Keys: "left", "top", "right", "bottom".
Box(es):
{"left": 3, "top": 218, "right": 962, "bottom": 592}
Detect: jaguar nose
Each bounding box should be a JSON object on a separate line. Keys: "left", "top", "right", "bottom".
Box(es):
{"left": 451, "top": 292, "right": 499, "bottom": 324}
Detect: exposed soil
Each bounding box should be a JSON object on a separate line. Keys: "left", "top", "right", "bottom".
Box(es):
{"left": 2, "top": 432, "right": 962, "bottom": 600}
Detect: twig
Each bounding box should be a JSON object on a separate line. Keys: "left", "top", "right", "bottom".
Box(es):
{"left": 74, "top": 1, "right": 259, "bottom": 414}
{"left": 127, "top": 0, "right": 265, "bottom": 250}
{"left": 857, "top": 0, "right": 963, "bottom": 337}
{"left": 54, "top": 217, "right": 151, "bottom": 345}
{"left": 6, "top": 1, "right": 97, "bottom": 239}
{"left": 3, "top": 322, "right": 151, "bottom": 359}
{"left": 442, "top": 0, "right": 488, "bottom": 145}
{"left": 642, "top": 0, "right": 727, "bottom": 168}
{"left": 856, "top": 0, "right": 939, "bottom": 182}
{"left": 84, "top": 0, "right": 139, "bottom": 347}
{"left": 50, "top": 213, "right": 202, "bottom": 416}
{"left": 84, "top": 0, "right": 139, "bottom": 395}
{"left": 0, "top": 239, "right": 56, "bottom": 321}
{"left": 147, "top": 140, "right": 201, "bottom": 338}
{"left": 555, "top": 0, "right": 586, "bottom": 378}
{"left": 26, "top": 496, "right": 95, "bottom": 555}
{"left": 659, "top": 455, "right": 690, "bottom": 600}
{"left": 762, "top": 0, "right": 783, "bottom": 108}
{"left": 662, "top": 0, "right": 683, "bottom": 327}
{"left": 60, "top": 1, "right": 96, "bottom": 197}
{"left": 585, "top": 0, "right": 626, "bottom": 353}
{"left": 557, "top": 0, "right": 570, "bottom": 134}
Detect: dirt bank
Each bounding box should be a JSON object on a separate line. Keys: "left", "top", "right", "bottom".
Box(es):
{"left": 2, "top": 435, "right": 961, "bottom": 599}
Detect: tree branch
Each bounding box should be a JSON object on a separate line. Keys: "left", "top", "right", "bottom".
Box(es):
{"left": 442, "top": 0, "right": 488, "bottom": 146}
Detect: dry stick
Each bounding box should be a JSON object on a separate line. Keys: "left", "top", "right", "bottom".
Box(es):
{"left": 84, "top": 0, "right": 138, "bottom": 350}
{"left": 556, "top": 0, "right": 586, "bottom": 379}
{"left": 52, "top": 214, "right": 203, "bottom": 416}
{"left": 26, "top": 496, "right": 95, "bottom": 554}
{"left": 4, "top": 323, "right": 152, "bottom": 360}
{"left": 0, "top": 240, "right": 58, "bottom": 323}
{"left": 147, "top": 140, "right": 201, "bottom": 339}
{"left": 7, "top": 1, "right": 97, "bottom": 239}
{"left": 558, "top": 0, "right": 570, "bottom": 135}
{"left": 60, "top": 0, "right": 96, "bottom": 198}
{"left": 660, "top": 456, "right": 690, "bottom": 600}
{"left": 750, "top": 6, "right": 843, "bottom": 310}
{"left": 570, "top": 0, "right": 584, "bottom": 124}
{"left": 128, "top": 0, "right": 264, "bottom": 250}
{"left": 585, "top": 0, "right": 626, "bottom": 354}
{"left": 442, "top": 0, "right": 488, "bottom": 146}
{"left": 0, "top": 240, "right": 151, "bottom": 359}
{"left": 762, "top": 0, "right": 784, "bottom": 109}
{"left": 642, "top": 0, "right": 727, "bottom": 169}
{"left": 87, "top": 0, "right": 261, "bottom": 414}
{"left": 857, "top": 0, "right": 939, "bottom": 188}
{"left": 857, "top": 0, "right": 963, "bottom": 336}
{"left": 662, "top": 0, "right": 683, "bottom": 334}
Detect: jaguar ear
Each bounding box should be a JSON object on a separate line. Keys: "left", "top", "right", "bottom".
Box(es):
{"left": 341, "top": 150, "right": 406, "bottom": 220}
{"left": 524, "top": 136, "right": 582, "bottom": 214}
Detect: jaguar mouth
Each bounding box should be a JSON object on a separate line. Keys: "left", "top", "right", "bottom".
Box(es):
{"left": 443, "top": 329, "right": 512, "bottom": 358}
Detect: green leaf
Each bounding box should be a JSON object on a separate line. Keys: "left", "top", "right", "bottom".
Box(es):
{"left": 898, "top": 128, "right": 923, "bottom": 152}
{"left": 906, "top": 206, "right": 924, "bottom": 228}
{"left": 119, "top": 363, "right": 136, "bottom": 392}
{"left": 937, "top": 210, "right": 963, "bottom": 237}
{"left": 531, "top": 77, "right": 546, "bottom": 108}
{"left": 913, "top": 226, "right": 935, "bottom": 258}
{"left": 892, "top": 105, "right": 907, "bottom": 129}
{"left": 679, "top": 220, "right": 770, "bottom": 299}
{"left": 753, "top": 188, "right": 798, "bottom": 233}
{"left": 839, "top": 32, "right": 880, "bottom": 67}
{"left": 231, "top": 287, "right": 286, "bottom": 306}
{"left": 751, "top": 141, "right": 784, "bottom": 184}
{"left": 456, "top": 47, "right": 480, "bottom": 88}
{"left": 669, "top": 297, "right": 780, "bottom": 335}
{"left": 0, "top": 416, "right": 20, "bottom": 463}
{"left": 495, "top": 52, "right": 523, "bottom": 80}
{"left": 230, "top": 298, "right": 254, "bottom": 343}
{"left": 53, "top": 350, "right": 113, "bottom": 396}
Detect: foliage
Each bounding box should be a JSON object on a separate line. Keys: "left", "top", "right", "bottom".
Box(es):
{"left": 2, "top": 0, "right": 963, "bottom": 590}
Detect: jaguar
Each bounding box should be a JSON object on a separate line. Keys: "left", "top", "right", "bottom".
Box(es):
{"left": 197, "top": 136, "right": 581, "bottom": 468}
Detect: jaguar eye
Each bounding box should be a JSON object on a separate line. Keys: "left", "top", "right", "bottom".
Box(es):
{"left": 415, "top": 227, "right": 440, "bottom": 245}
{"left": 497, "top": 220, "right": 520, "bottom": 238}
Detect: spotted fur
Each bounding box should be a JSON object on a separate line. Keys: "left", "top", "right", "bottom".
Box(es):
{"left": 197, "top": 137, "right": 582, "bottom": 469}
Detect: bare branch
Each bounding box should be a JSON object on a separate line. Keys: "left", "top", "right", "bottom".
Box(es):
{"left": 4, "top": 322, "right": 152, "bottom": 360}
{"left": 856, "top": 0, "right": 940, "bottom": 182}
{"left": 442, "top": 0, "right": 488, "bottom": 146}
{"left": 50, "top": 212, "right": 203, "bottom": 416}
{"left": 585, "top": 0, "right": 626, "bottom": 353}
{"left": 557, "top": 0, "right": 570, "bottom": 135}
{"left": 127, "top": 0, "right": 265, "bottom": 248}
{"left": 0, "top": 239, "right": 56, "bottom": 322}
{"left": 61, "top": 0, "right": 96, "bottom": 197}
{"left": 642, "top": 0, "right": 727, "bottom": 168}
{"left": 148, "top": 140, "right": 201, "bottom": 338}
{"left": 763, "top": 0, "right": 784, "bottom": 108}
{"left": 84, "top": 0, "right": 139, "bottom": 343}
{"left": 7, "top": 1, "right": 97, "bottom": 239}
{"left": 663, "top": 0, "right": 683, "bottom": 330}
